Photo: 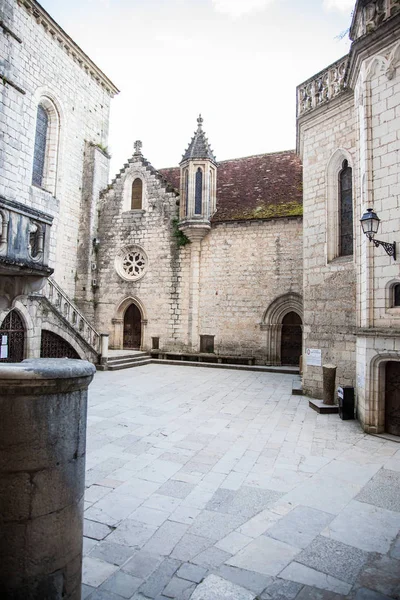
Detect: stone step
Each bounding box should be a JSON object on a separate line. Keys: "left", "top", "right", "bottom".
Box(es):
{"left": 309, "top": 398, "right": 339, "bottom": 414}
{"left": 152, "top": 359, "right": 299, "bottom": 374}
{"left": 108, "top": 358, "right": 152, "bottom": 371}
{"left": 107, "top": 354, "right": 149, "bottom": 366}
{"left": 292, "top": 380, "right": 303, "bottom": 395}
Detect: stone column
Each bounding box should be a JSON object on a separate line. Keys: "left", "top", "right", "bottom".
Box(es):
{"left": 323, "top": 363, "right": 337, "bottom": 405}
{"left": 0, "top": 358, "right": 96, "bottom": 600}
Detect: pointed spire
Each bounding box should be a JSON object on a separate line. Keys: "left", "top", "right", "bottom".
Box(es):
{"left": 180, "top": 115, "right": 216, "bottom": 164}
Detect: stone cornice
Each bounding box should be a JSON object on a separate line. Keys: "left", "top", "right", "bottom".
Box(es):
{"left": 18, "top": 0, "right": 119, "bottom": 97}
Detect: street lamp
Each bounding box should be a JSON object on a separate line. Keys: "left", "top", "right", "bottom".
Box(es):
{"left": 360, "top": 208, "right": 396, "bottom": 260}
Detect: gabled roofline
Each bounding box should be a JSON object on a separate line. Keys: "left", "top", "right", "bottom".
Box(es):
{"left": 19, "top": 0, "right": 119, "bottom": 96}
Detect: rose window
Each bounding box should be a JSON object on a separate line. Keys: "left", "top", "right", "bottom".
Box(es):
{"left": 115, "top": 245, "right": 148, "bottom": 281}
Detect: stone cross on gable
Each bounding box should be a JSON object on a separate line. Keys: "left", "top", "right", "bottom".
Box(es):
{"left": 134, "top": 140, "right": 143, "bottom": 155}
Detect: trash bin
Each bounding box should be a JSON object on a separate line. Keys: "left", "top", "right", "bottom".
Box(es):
{"left": 338, "top": 386, "right": 355, "bottom": 420}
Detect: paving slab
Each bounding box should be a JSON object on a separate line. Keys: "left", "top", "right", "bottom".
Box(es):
{"left": 122, "top": 550, "right": 164, "bottom": 579}
{"left": 84, "top": 519, "right": 113, "bottom": 541}
{"left": 190, "top": 574, "right": 256, "bottom": 600}
{"left": 265, "top": 506, "right": 333, "bottom": 549}
{"left": 278, "top": 563, "right": 352, "bottom": 595}
{"left": 321, "top": 500, "right": 400, "bottom": 553}
{"left": 99, "top": 570, "right": 142, "bottom": 598}
{"left": 260, "top": 578, "right": 303, "bottom": 599}
{"left": 355, "top": 468, "right": 400, "bottom": 512}
{"left": 215, "top": 564, "right": 273, "bottom": 594}
{"left": 188, "top": 510, "right": 246, "bottom": 541}
{"left": 226, "top": 535, "right": 300, "bottom": 576}
{"left": 295, "top": 535, "right": 370, "bottom": 583}
{"left": 354, "top": 589, "right": 396, "bottom": 600}
{"left": 162, "top": 576, "right": 196, "bottom": 598}
{"left": 90, "top": 541, "right": 136, "bottom": 566}
{"left": 82, "top": 556, "right": 119, "bottom": 587}
{"left": 176, "top": 563, "right": 208, "bottom": 584}
{"left": 192, "top": 546, "right": 232, "bottom": 569}
{"left": 141, "top": 520, "right": 189, "bottom": 555}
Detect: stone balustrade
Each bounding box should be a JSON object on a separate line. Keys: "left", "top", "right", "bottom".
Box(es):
{"left": 351, "top": 0, "right": 400, "bottom": 41}
{"left": 297, "top": 55, "right": 349, "bottom": 117}
{"left": 44, "top": 278, "right": 101, "bottom": 353}
{"left": 0, "top": 195, "right": 53, "bottom": 276}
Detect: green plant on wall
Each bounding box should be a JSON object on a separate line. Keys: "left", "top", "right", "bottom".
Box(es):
{"left": 172, "top": 218, "right": 191, "bottom": 247}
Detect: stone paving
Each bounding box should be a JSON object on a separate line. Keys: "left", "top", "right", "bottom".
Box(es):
{"left": 82, "top": 365, "right": 400, "bottom": 600}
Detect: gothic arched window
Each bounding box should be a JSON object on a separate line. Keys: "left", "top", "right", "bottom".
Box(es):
{"left": 184, "top": 169, "right": 189, "bottom": 216}
{"left": 131, "top": 178, "right": 143, "bottom": 210}
{"left": 32, "top": 105, "right": 49, "bottom": 187}
{"left": 195, "top": 168, "right": 203, "bottom": 215}
{"left": 339, "top": 160, "right": 353, "bottom": 256}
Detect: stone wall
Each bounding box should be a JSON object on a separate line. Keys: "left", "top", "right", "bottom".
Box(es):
{"left": 0, "top": 0, "right": 114, "bottom": 298}
{"left": 198, "top": 218, "right": 303, "bottom": 360}
{"left": 298, "top": 94, "right": 357, "bottom": 398}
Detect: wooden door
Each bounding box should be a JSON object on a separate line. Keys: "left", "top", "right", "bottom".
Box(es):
{"left": 385, "top": 361, "right": 400, "bottom": 436}
{"left": 281, "top": 312, "right": 302, "bottom": 366}
{"left": 123, "top": 304, "right": 141, "bottom": 349}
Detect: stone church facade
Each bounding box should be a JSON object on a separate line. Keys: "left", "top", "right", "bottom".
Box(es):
{"left": 1, "top": 0, "right": 400, "bottom": 437}
{"left": 298, "top": 0, "right": 400, "bottom": 434}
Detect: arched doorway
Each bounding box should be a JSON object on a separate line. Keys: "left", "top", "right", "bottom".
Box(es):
{"left": 0, "top": 310, "right": 25, "bottom": 363}
{"left": 281, "top": 312, "right": 302, "bottom": 366}
{"left": 123, "top": 304, "right": 142, "bottom": 349}
{"left": 40, "top": 330, "right": 80, "bottom": 359}
{"left": 385, "top": 361, "right": 400, "bottom": 436}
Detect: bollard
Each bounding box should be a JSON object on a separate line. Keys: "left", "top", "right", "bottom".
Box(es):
{"left": 0, "top": 359, "right": 96, "bottom": 600}
{"left": 322, "top": 363, "right": 337, "bottom": 406}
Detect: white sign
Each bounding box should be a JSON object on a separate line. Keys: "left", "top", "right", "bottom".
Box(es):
{"left": 0, "top": 345, "right": 8, "bottom": 359}
{"left": 306, "top": 348, "right": 322, "bottom": 367}
{"left": 338, "top": 387, "right": 344, "bottom": 399}
{"left": 1, "top": 335, "right": 7, "bottom": 345}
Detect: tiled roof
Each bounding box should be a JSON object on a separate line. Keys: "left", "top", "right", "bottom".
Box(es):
{"left": 160, "top": 150, "right": 303, "bottom": 222}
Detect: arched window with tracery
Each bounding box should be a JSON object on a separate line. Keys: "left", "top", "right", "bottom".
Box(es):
{"left": 131, "top": 178, "right": 143, "bottom": 210}
{"left": 32, "top": 105, "right": 49, "bottom": 187}
{"left": 339, "top": 160, "right": 353, "bottom": 256}
{"left": 195, "top": 168, "right": 203, "bottom": 215}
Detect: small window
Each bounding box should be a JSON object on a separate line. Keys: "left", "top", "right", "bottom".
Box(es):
{"left": 32, "top": 105, "right": 49, "bottom": 187}
{"left": 393, "top": 284, "right": 400, "bottom": 307}
{"left": 200, "top": 335, "right": 214, "bottom": 353}
{"left": 195, "top": 168, "right": 203, "bottom": 215}
{"left": 152, "top": 337, "right": 160, "bottom": 350}
{"left": 131, "top": 178, "right": 143, "bottom": 210}
{"left": 339, "top": 160, "right": 353, "bottom": 256}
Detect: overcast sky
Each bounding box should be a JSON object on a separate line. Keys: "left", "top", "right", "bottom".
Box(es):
{"left": 39, "top": 0, "right": 355, "bottom": 176}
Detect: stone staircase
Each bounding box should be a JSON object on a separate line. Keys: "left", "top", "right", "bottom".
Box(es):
{"left": 107, "top": 352, "right": 151, "bottom": 371}
{"left": 42, "top": 278, "right": 102, "bottom": 361}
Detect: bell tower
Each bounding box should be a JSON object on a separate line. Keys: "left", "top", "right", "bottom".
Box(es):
{"left": 179, "top": 115, "right": 217, "bottom": 242}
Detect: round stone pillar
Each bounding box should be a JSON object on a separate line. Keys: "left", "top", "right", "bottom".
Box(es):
{"left": 0, "top": 358, "right": 96, "bottom": 600}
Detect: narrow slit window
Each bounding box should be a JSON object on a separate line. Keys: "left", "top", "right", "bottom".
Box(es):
{"left": 32, "top": 105, "right": 49, "bottom": 187}
{"left": 131, "top": 178, "right": 143, "bottom": 210}
{"left": 184, "top": 169, "right": 189, "bottom": 216}
{"left": 339, "top": 160, "right": 353, "bottom": 256}
{"left": 195, "top": 168, "right": 203, "bottom": 215}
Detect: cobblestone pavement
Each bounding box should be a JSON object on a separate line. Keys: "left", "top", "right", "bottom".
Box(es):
{"left": 82, "top": 365, "right": 400, "bottom": 600}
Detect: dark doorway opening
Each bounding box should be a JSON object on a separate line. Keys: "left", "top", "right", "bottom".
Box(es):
{"left": 281, "top": 311, "right": 302, "bottom": 366}
{"left": 124, "top": 304, "right": 142, "bottom": 349}
{"left": 40, "top": 330, "right": 80, "bottom": 359}
{"left": 385, "top": 361, "right": 400, "bottom": 436}
{"left": 0, "top": 310, "right": 25, "bottom": 363}
{"left": 200, "top": 335, "right": 215, "bottom": 353}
